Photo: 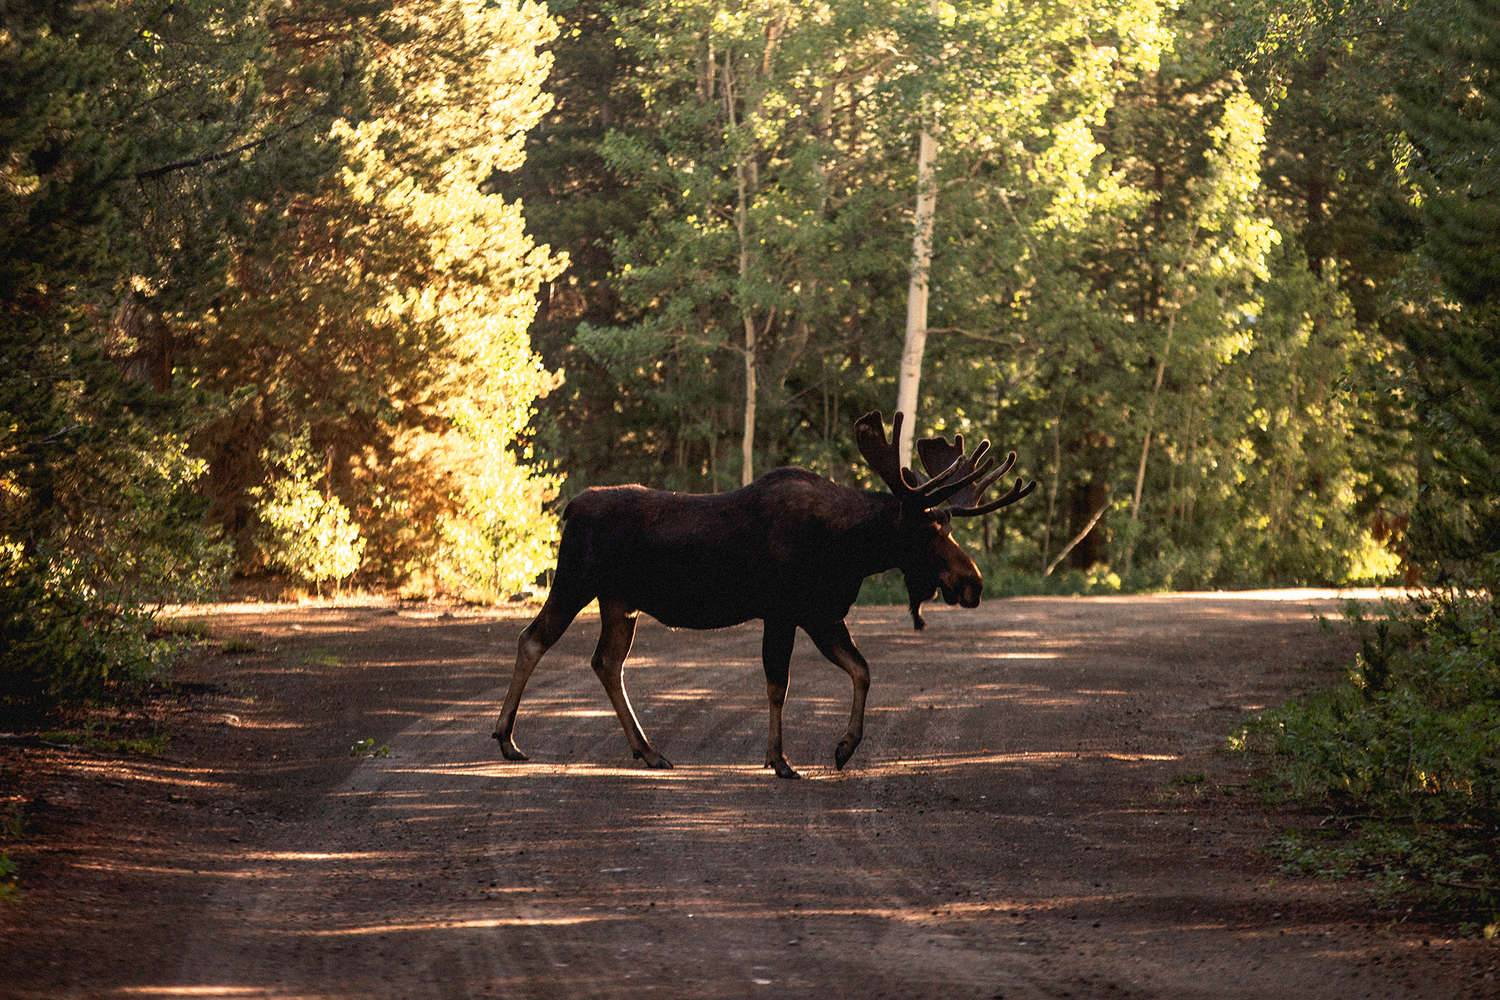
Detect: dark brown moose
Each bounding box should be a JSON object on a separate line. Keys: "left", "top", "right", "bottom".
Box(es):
{"left": 492, "top": 410, "right": 1036, "bottom": 778}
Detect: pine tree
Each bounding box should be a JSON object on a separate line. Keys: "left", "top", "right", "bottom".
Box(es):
{"left": 592, "top": 1, "right": 922, "bottom": 486}
{"left": 193, "top": 0, "right": 566, "bottom": 596}
{"left": 1397, "top": 0, "right": 1500, "bottom": 588}
{"left": 926, "top": 1, "right": 1395, "bottom": 587}
{"left": 536, "top": 0, "right": 1177, "bottom": 496}
{"left": 503, "top": 0, "right": 657, "bottom": 490}
{"left": 0, "top": 0, "right": 321, "bottom": 701}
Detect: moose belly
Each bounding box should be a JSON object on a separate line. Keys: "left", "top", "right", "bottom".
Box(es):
{"left": 597, "top": 558, "right": 783, "bottom": 630}
{"left": 636, "top": 600, "right": 753, "bottom": 630}
{"left": 602, "top": 564, "right": 858, "bottom": 631}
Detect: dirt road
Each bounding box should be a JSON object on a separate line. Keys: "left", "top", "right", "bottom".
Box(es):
{"left": 3, "top": 593, "right": 1495, "bottom": 998}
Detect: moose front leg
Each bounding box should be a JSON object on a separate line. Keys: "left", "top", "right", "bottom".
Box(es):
{"left": 806, "top": 621, "right": 871, "bottom": 770}
{"left": 761, "top": 620, "right": 800, "bottom": 779}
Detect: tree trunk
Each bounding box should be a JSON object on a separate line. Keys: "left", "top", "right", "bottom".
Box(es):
{"left": 1041, "top": 414, "right": 1062, "bottom": 573}
{"left": 724, "top": 57, "right": 760, "bottom": 486}
{"left": 740, "top": 312, "right": 757, "bottom": 486}
{"left": 1125, "top": 322, "right": 1171, "bottom": 574}
{"left": 1047, "top": 493, "right": 1110, "bottom": 576}
{"left": 896, "top": 70, "right": 939, "bottom": 467}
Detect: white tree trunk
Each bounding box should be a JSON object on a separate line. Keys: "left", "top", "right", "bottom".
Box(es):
{"left": 897, "top": 123, "right": 938, "bottom": 467}
{"left": 735, "top": 152, "right": 757, "bottom": 486}
{"left": 1123, "top": 312, "right": 1175, "bottom": 575}
{"left": 722, "top": 57, "right": 760, "bottom": 487}
{"left": 740, "top": 314, "right": 757, "bottom": 486}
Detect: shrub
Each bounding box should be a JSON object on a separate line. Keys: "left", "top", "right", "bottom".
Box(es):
{"left": 1233, "top": 594, "right": 1500, "bottom": 914}
{"left": 1, "top": 435, "right": 230, "bottom": 707}
{"left": 251, "top": 429, "right": 366, "bottom": 595}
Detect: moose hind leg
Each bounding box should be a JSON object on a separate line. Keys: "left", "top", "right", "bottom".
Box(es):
{"left": 493, "top": 590, "right": 587, "bottom": 760}
{"left": 592, "top": 598, "right": 672, "bottom": 769}
{"left": 807, "top": 621, "right": 871, "bottom": 770}
{"left": 761, "top": 620, "right": 800, "bottom": 779}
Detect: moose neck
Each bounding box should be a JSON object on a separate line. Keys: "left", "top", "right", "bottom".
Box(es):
{"left": 846, "top": 490, "right": 910, "bottom": 579}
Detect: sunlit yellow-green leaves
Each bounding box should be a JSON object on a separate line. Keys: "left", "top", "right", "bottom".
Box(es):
{"left": 196, "top": 0, "right": 565, "bottom": 597}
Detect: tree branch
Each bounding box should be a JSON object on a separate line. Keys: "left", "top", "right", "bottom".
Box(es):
{"left": 134, "top": 113, "right": 320, "bottom": 181}
{"left": 1045, "top": 498, "right": 1111, "bottom": 576}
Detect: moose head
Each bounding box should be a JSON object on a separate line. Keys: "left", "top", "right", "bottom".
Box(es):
{"left": 854, "top": 410, "right": 1036, "bottom": 630}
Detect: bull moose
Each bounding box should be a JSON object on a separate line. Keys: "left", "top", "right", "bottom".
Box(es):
{"left": 492, "top": 410, "right": 1036, "bottom": 778}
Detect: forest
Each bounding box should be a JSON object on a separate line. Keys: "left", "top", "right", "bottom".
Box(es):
{"left": 1, "top": 0, "right": 1497, "bottom": 913}
{"left": 1, "top": 0, "right": 1495, "bottom": 677}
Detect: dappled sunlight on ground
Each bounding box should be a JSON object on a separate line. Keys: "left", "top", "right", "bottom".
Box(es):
{"left": 11, "top": 592, "right": 1486, "bottom": 1000}
{"left": 114, "top": 989, "right": 283, "bottom": 998}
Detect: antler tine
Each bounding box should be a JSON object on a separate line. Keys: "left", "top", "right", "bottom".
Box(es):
{"left": 858, "top": 410, "right": 962, "bottom": 499}
{"left": 855, "top": 410, "right": 907, "bottom": 495}
{"left": 987, "top": 448, "right": 1017, "bottom": 482}
{"left": 916, "top": 433, "right": 985, "bottom": 488}
{"left": 915, "top": 436, "right": 957, "bottom": 485}
{"left": 913, "top": 452, "right": 970, "bottom": 497}
{"left": 915, "top": 432, "right": 1011, "bottom": 510}
{"left": 971, "top": 465, "right": 1005, "bottom": 499}
{"left": 953, "top": 448, "right": 1016, "bottom": 504}
{"left": 949, "top": 475, "right": 1038, "bottom": 517}
{"left": 919, "top": 470, "right": 989, "bottom": 509}
{"left": 968, "top": 439, "right": 992, "bottom": 469}
{"left": 859, "top": 411, "right": 1020, "bottom": 511}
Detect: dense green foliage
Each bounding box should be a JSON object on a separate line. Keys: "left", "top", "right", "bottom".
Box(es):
{"left": 4, "top": 1, "right": 1496, "bottom": 726}
{"left": 1218, "top": 0, "right": 1499, "bottom": 916}
{"left": 1237, "top": 597, "right": 1499, "bottom": 914}
{"left": 2, "top": 0, "right": 274, "bottom": 702}
{"left": 251, "top": 429, "right": 366, "bottom": 594}
{"left": 1397, "top": 0, "right": 1500, "bottom": 594}
{"left": 514, "top": 0, "right": 1410, "bottom": 589}
{"left": 2, "top": 0, "right": 560, "bottom": 705}
{"left": 190, "top": 0, "right": 564, "bottom": 595}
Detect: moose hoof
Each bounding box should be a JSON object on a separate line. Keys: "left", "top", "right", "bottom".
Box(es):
{"left": 494, "top": 734, "right": 529, "bottom": 762}
{"left": 634, "top": 748, "right": 674, "bottom": 769}
{"left": 834, "top": 737, "right": 860, "bottom": 770}
{"left": 765, "top": 756, "right": 802, "bottom": 780}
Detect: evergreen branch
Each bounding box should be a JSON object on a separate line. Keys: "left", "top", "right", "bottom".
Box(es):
{"left": 6, "top": 424, "right": 85, "bottom": 454}
{"left": 134, "top": 113, "right": 320, "bottom": 181}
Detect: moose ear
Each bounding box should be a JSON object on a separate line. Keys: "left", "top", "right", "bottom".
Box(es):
{"left": 855, "top": 410, "right": 906, "bottom": 494}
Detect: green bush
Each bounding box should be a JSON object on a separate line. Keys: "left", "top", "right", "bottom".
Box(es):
{"left": 1, "top": 435, "right": 230, "bottom": 707}
{"left": 1233, "top": 595, "right": 1500, "bottom": 914}
{"left": 855, "top": 551, "right": 1124, "bottom": 606}
{"left": 251, "top": 429, "right": 366, "bottom": 595}
{"left": 432, "top": 431, "right": 561, "bottom": 603}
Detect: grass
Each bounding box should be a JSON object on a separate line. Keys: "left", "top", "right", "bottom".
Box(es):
{"left": 38, "top": 721, "right": 170, "bottom": 757}
{"left": 299, "top": 649, "right": 342, "bottom": 669}
{"left": 1230, "top": 593, "right": 1500, "bottom": 926}
{"left": 348, "top": 737, "right": 390, "bottom": 759}
{"left": 0, "top": 805, "right": 22, "bottom": 903}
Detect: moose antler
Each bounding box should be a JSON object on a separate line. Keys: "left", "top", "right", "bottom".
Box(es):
{"left": 916, "top": 432, "right": 1037, "bottom": 516}
{"left": 854, "top": 409, "right": 910, "bottom": 494}
{"left": 855, "top": 410, "right": 997, "bottom": 510}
